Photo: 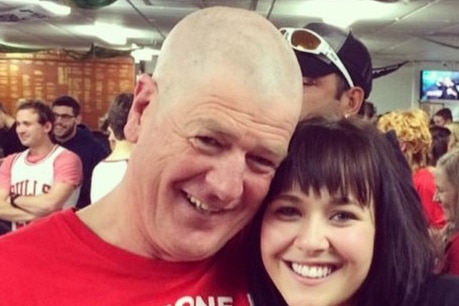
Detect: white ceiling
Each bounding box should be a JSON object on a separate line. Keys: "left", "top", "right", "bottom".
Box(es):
{"left": 1, "top": 0, "right": 459, "bottom": 67}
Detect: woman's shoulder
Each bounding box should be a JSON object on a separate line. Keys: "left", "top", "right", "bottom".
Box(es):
{"left": 417, "top": 274, "right": 459, "bottom": 306}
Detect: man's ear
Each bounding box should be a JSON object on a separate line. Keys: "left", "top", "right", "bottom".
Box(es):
{"left": 44, "top": 121, "right": 53, "bottom": 134}
{"left": 344, "top": 86, "right": 365, "bottom": 116}
{"left": 75, "top": 114, "right": 82, "bottom": 125}
{"left": 124, "top": 74, "right": 157, "bottom": 143}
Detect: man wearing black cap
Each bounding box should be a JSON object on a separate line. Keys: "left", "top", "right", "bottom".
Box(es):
{"left": 281, "top": 22, "right": 373, "bottom": 119}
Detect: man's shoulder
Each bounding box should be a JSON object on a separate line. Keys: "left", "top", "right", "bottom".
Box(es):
{"left": 2, "top": 152, "right": 22, "bottom": 164}
{"left": 64, "top": 126, "right": 109, "bottom": 159}
{"left": 56, "top": 145, "right": 82, "bottom": 161}
{"left": 75, "top": 126, "right": 109, "bottom": 150}
{"left": 0, "top": 210, "right": 71, "bottom": 261}
{"left": 74, "top": 125, "right": 97, "bottom": 143}
{"left": 0, "top": 210, "right": 81, "bottom": 303}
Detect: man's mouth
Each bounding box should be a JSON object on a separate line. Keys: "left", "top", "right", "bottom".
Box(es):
{"left": 290, "top": 262, "right": 336, "bottom": 279}
{"left": 186, "top": 194, "right": 224, "bottom": 215}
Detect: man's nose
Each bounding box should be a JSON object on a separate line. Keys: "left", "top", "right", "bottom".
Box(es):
{"left": 205, "top": 153, "right": 245, "bottom": 202}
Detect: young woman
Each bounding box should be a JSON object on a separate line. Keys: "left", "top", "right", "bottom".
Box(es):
{"left": 249, "top": 117, "right": 459, "bottom": 306}
{"left": 434, "top": 149, "right": 459, "bottom": 275}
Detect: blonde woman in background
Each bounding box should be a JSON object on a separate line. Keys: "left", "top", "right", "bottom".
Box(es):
{"left": 434, "top": 149, "right": 459, "bottom": 275}
{"left": 446, "top": 121, "right": 459, "bottom": 150}
{"left": 378, "top": 109, "right": 446, "bottom": 231}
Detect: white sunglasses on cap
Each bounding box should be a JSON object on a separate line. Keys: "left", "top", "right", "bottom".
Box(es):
{"left": 280, "top": 27, "right": 354, "bottom": 88}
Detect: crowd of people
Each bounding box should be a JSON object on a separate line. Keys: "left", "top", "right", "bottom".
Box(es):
{"left": 0, "top": 6, "right": 459, "bottom": 305}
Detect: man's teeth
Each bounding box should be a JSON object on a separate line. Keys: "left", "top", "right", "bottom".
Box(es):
{"left": 187, "top": 195, "right": 219, "bottom": 213}
{"left": 291, "top": 263, "right": 333, "bottom": 279}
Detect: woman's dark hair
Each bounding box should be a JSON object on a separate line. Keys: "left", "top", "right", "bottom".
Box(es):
{"left": 429, "top": 125, "right": 451, "bottom": 166}
{"left": 357, "top": 101, "right": 376, "bottom": 119}
{"left": 107, "top": 93, "right": 133, "bottom": 140}
{"left": 434, "top": 108, "right": 453, "bottom": 122}
{"left": 248, "top": 116, "right": 435, "bottom": 306}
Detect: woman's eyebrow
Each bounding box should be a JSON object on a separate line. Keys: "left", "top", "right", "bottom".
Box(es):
{"left": 329, "top": 195, "right": 358, "bottom": 206}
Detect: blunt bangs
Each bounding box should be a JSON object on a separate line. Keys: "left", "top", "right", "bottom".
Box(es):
{"left": 267, "top": 118, "right": 379, "bottom": 207}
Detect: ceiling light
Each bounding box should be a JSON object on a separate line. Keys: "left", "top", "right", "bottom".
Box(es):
{"left": 131, "top": 47, "right": 161, "bottom": 63}
{"left": 78, "top": 22, "right": 128, "bottom": 45}
{"left": 0, "top": 0, "right": 71, "bottom": 16}
{"left": 293, "top": 0, "right": 398, "bottom": 28}
{"left": 39, "top": 1, "right": 71, "bottom": 16}
{"left": 94, "top": 22, "right": 126, "bottom": 45}
{"left": 74, "top": 22, "right": 146, "bottom": 46}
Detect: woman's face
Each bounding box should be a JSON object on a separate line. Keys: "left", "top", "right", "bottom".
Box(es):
{"left": 434, "top": 166, "right": 458, "bottom": 222}
{"left": 261, "top": 185, "right": 375, "bottom": 306}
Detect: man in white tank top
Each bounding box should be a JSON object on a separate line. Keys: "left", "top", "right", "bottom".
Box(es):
{"left": 0, "top": 100, "right": 82, "bottom": 232}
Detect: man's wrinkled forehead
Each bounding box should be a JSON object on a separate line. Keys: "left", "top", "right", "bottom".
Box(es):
{"left": 187, "top": 116, "right": 290, "bottom": 157}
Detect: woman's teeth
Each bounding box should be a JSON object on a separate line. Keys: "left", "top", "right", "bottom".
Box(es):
{"left": 291, "top": 263, "right": 333, "bottom": 279}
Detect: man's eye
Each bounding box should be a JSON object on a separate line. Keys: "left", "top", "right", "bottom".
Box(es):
{"left": 196, "top": 136, "right": 219, "bottom": 146}
{"left": 302, "top": 78, "right": 317, "bottom": 86}
{"left": 190, "top": 136, "right": 223, "bottom": 152}
{"left": 248, "top": 155, "right": 276, "bottom": 172}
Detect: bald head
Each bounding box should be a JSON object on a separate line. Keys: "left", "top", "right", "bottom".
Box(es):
{"left": 153, "top": 7, "right": 302, "bottom": 112}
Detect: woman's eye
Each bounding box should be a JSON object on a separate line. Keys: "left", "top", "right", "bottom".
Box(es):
{"left": 247, "top": 155, "right": 277, "bottom": 173}
{"left": 330, "top": 211, "right": 355, "bottom": 222}
{"left": 274, "top": 206, "right": 301, "bottom": 218}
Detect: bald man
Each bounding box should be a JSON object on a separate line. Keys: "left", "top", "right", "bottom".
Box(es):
{"left": 0, "top": 7, "right": 303, "bottom": 305}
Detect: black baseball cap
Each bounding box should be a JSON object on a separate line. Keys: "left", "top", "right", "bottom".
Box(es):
{"left": 295, "top": 22, "right": 373, "bottom": 98}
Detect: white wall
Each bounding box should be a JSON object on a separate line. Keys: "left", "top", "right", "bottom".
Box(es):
{"left": 368, "top": 61, "right": 459, "bottom": 120}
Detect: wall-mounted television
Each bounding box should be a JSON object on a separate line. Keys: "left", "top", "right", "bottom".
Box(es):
{"left": 420, "top": 70, "right": 459, "bottom": 102}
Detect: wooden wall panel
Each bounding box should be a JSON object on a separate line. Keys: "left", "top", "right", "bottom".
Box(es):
{"left": 0, "top": 50, "right": 135, "bottom": 130}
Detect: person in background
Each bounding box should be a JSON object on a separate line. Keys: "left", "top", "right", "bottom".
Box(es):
{"left": 0, "top": 100, "right": 82, "bottom": 233}
{"left": 445, "top": 121, "right": 459, "bottom": 150}
{"left": 249, "top": 117, "right": 459, "bottom": 306}
{"left": 433, "top": 107, "right": 453, "bottom": 127}
{"left": 378, "top": 109, "right": 446, "bottom": 230}
{"left": 282, "top": 22, "right": 372, "bottom": 119}
{"left": 429, "top": 125, "right": 453, "bottom": 166}
{"left": 51, "top": 95, "right": 109, "bottom": 208}
{"left": 91, "top": 114, "right": 111, "bottom": 152}
{"left": 283, "top": 22, "right": 413, "bottom": 185}
{"left": 357, "top": 100, "right": 377, "bottom": 123}
{"left": 434, "top": 149, "right": 459, "bottom": 275}
{"left": 0, "top": 7, "right": 303, "bottom": 305}
{"left": 0, "top": 103, "right": 26, "bottom": 157}
{"left": 90, "top": 93, "right": 133, "bottom": 202}
{"left": 0, "top": 102, "right": 26, "bottom": 233}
